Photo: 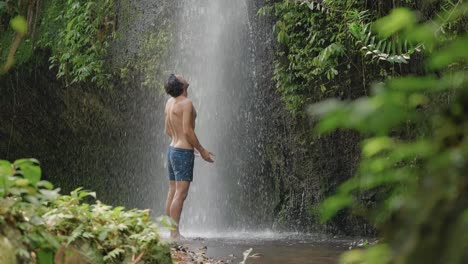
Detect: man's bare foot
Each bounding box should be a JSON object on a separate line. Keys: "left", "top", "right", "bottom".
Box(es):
{"left": 170, "top": 229, "right": 185, "bottom": 240}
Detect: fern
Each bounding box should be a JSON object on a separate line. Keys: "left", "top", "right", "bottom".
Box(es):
{"left": 103, "top": 248, "right": 125, "bottom": 262}
{"left": 312, "top": 43, "right": 344, "bottom": 79}
{"left": 301, "top": 0, "right": 423, "bottom": 64}
{"left": 67, "top": 224, "right": 84, "bottom": 245}
{"left": 299, "top": 0, "right": 349, "bottom": 14}
{"left": 302, "top": 0, "right": 329, "bottom": 14}
{"left": 436, "top": 0, "right": 465, "bottom": 35}
{"left": 350, "top": 22, "right": 423, "bottom": 64}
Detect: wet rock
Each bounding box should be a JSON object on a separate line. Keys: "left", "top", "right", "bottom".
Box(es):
{"left": 171, "top": 243, "right": 230, "bottom": 264}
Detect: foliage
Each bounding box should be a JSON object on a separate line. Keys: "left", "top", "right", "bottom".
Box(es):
{"left": 0, "top": 159, "right": 60, "bottom": 263}
{"left": 311, "top": 3, "right": 468, "bottom": 263}
{"left": 0, "top": 159, "right": 172, "bottom": 264}
{"left": 38, "top": 0, "right": 115, "bottom": 87}
{"left": 0, "top": 0, "right": 116, "bottom": 86}
{"left": 1, "top": 1, "right": 40, "bottom": 72}
{"left": 44, "top": 191, "right": 172, "bottom": 263}
{"left": 0, "top": 2, "right": 29, "bottom": 73}
{"left": 260, "top": 0, "right": 465, "bottom": 116}
{"left": 261, "top": 0, "right": 362, "bottom": 115}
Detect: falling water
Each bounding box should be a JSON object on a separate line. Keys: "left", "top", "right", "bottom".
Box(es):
{"left": 155, "top": 0, "right": 276, "bottom": 235}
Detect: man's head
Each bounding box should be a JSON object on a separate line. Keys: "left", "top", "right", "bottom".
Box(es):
{"left": 165, "top": 74, "right": 189, "bottom": 97}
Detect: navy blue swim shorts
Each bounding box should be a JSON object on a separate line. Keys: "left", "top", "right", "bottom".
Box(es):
{"left": 167, "top": 146, "right": 195, "bottom": 182}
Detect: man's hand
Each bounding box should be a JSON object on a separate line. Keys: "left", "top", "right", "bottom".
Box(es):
{"left": 200, "top": 148, "right": 214, "bottom": 163}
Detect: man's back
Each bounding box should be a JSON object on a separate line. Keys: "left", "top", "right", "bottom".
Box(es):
{"left": 165, "top": 97, "right": 195, "bottom": 150}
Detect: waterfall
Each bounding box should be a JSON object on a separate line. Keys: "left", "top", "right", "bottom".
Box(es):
{"left": 154, "top": 0, "right": 276, "bottom": 236}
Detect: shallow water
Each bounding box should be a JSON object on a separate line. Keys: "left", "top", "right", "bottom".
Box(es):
{"left": 176, "top": 231, "right": 350, "bottom": 264}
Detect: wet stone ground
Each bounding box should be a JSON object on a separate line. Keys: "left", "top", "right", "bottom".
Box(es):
{"left": 170, "top": 235, "right": 354, "bottom": 264}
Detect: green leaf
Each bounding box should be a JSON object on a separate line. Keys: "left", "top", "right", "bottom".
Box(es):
{"left": 15, "top": 178, "right": 30, "bottom": 187}
{"left": 10, "top": 16, "right": 28, "bottom": 34}
{"left": 37, "top": 249, "right": 54, "bottom": 264}
{"left": 320, "top": 194, "right": 353, "bottom": 222}
{"left": 157, "top": 216, "right": 176, "bottom": 230}
{"left": 387, "top": 76, "right": 439, "bottom": 92}
{"left": 78, "top": 189, "right": 96, "bottom": 199}
{"left": 362, "top": 137, "right": 394, "bottom": 157}
{"left": 39, "top": 189, "right": 61, "bottom": 201}
{"left": 36, "top": 180, "right": 54, "bottom": 190}
{"left": 373, "top": 8, "right": 416, "bottom": 38}
{"left": 14, "top": 159, "right": 41, "bottom": 184}
{"left": 68, "top": 225, "right": 84, "bottom": 245}
{"left": 98, "top": 229, "right": 110, "bottom": 241}
{"left": 0, "top": 160, "right": 12, "bottom": 178}
{"left": 103, "top": 248, "right": 124, "bottom": 261}
{"left": 429, "top": 37, "right": 468, "bottom": 70}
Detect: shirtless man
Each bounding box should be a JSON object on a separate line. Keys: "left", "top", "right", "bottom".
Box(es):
{"left": 164, "top": 74, "right": 214, "bottom": 239}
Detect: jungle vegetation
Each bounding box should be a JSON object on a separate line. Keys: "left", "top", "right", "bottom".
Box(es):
{"left": 1, "top": 0, "right": 467, "bottom": 263}
{"left": 1, "top": 1, "right": 174, "bottom": 263}
{"left": 262, "top": 0, "right": 468, "bottom": 263}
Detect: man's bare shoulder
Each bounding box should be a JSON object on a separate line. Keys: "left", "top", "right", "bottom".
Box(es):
{"left": 181, "top": 98, "right": 193, "bottom": 107}
{"left": 165, "top": 98, "right": 174, "bottom": 112}
{"left": 166, "top": 97, "right": 175, "bottom": 105}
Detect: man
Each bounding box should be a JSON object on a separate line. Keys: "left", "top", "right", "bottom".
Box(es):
{"left": 164, "top": 74, "right": 214, "bottom": 240}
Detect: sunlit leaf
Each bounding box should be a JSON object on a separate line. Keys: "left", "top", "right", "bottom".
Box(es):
{"left": 373, "top": 8, "right": 416, "bottom": 38}
{"left": 10, "top": 16, "right": 28, "bottom": 34}
{"left": 36, "top": 180, "right": 54, "bottom": 190}
{"left": 362, "top": 137, "right": 394, "bottom": 157}
{"left": 0, "top": 160, "right": 13, "bottom": 176}
{"left": 39, "top": 189, "right": 61, "bottom": 201}
{"left": 14, "top": 159, "right": 41, "bottom": 184}
{"left": 15, "top": 179, "right": 30, "bottom": 187}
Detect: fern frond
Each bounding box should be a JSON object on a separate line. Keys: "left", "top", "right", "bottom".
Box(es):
{"left": 299, "top": 1, "right": 422, "bottom": 64}
{"left": 299, "top": 0, "right": 337, "bottom": 14}
{"left": 103, "top": 248, "right": 125, "bottom": 262}
{"left": 67, "top": 224, "right": 84, "bottom": 245}
{"left": 352, "top": 22, "right": 423, "bottom": 64}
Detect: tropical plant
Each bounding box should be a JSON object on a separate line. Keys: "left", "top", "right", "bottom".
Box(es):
{"left": 0, "top": 159, "right": 172, "bottom": 264}
{"left": 38, "top": 0, "right": 116, "bottom": 87}
{"left": 44, "top": 190, "right": 172, "bottom": 263}
{"left": 312, "top": 3, "right": 468, "bottom": 263}
{"left": 1, "top": 159, "right": 62, "bottom": 263}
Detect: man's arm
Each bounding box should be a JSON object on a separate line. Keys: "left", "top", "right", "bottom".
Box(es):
{"left": 182, "top": 101, "right": 214, "bottom": 162}
{"left": 182, "top": 101, "right": 203, "bottom": 151}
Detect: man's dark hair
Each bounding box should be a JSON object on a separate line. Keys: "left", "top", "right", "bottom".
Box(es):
{"left": 165, "top": 74, "right": 184, "bottom": 97}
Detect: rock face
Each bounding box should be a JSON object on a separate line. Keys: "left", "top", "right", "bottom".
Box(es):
{"left": 0, "top": 0, "right": 369, "bottom": 235}
{"left": 241, "top": 0, "right": 370, "bottom": 235}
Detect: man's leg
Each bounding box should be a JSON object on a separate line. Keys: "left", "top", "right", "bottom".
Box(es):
{"left": 170, "top": 181, "right": 190, "bottom": 239}
{"left": 165, "top": 181, "right": 176, "bottom": 216}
